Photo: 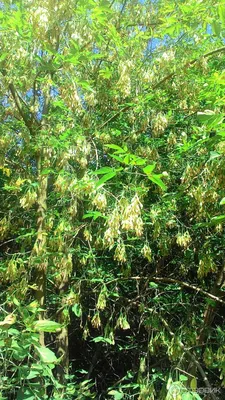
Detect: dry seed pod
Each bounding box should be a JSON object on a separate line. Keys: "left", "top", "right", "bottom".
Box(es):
{"left": 91, "top": 312, "right": 101, "bottom": 329}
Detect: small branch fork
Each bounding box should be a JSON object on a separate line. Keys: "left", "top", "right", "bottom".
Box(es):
{"left": 1, "top": 70, "right": 41, "bottom": 133}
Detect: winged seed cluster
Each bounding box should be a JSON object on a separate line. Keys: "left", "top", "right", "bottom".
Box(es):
{"left": 104, "top": 194, "right": 143, "bottom": 249}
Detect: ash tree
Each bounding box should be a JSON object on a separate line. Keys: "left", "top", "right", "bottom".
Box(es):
{"left": 0, "top": 0, "right": 225, "bottom": 399}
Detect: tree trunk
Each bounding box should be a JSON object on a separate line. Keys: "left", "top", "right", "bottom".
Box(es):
{"left": 55, "top": 280, "right": 69, "bottom": 390}
{"left": 185, "top": 266, "right": 225, "bottom": 395}
{"left": 197, "top": 266, "right": 225, "bottom": 345}
{"left": 33, "top": 153, "right": 48, "bottom": 346}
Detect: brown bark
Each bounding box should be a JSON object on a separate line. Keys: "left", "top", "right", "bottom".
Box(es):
{"left": 54, "top": 277, "right": 70, "bottom": 391}
{"left": 186, "top": 267, "right": 225, "bottom": 393}
{"left": 197, "top": 266, "right": 225, "bottom": 345}
{"left": 55, "top": 288, "right": 69, "bottom": 384}
{"left": 33, "top": 153, "right": 48, "bottom": 346}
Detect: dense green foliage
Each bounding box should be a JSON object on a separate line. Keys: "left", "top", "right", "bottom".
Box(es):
{"left": 1, "top": 0, "right": 225, "bottom": 399}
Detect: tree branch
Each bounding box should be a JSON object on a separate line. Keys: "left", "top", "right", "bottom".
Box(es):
{"left": 152, "top": 277, "right": 225, "bottom": 305}
{"left": 198, "top": 265, "right": 225, "bottom": 345}
{"left": 99, "top": 105, "right": 131, "bottom": 129}
{"left": 103, "top": 275, "right": 225, "bottom": 305}
{"left": 8, "top": 82, "right": 33, "bottom": 132}
{"left": 98, "top": 46, "right": 225, "bottom": 128}
{"left": 153, "top": 46, "right": 225, "bottom": 89}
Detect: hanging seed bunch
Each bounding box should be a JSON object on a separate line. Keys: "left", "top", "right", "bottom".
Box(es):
{"left": 141, "top": 243, "right": 152, "bottom": 262}
{"left": 176, "top": 231, "right": 191, "bottom": 248}
{"left": 117, "top": 60, "right": 133, "bottom": 97}
{"left": 121, "top": 194, "right": 143, "bottom": 236}
{"left": 0, "top": 217, "right": 10, "bottom": 240}
{"left": 104, "top": 194, "right": 144, "bottom": 249}
{"left": 198, "top": 253, "right": 216, "bottom": 278}
{"left": 104, "top": 209, "right": 121, "bottom": 248}
{"left": 97, "top": 286, "right": 108, "bottom": 310}
{"left": 91, "top": 312, "right": 101, "bottom": 329}
{"left": 151, "top": 113, "right": 168, "bottom": 137}
{"left": 60, "top": 84, "right": 83, "bottom": 113}
{"left": 114, "top": 240, "right": 127, "bottom": 263}
{"left": 20, "top": 190, "right": 37, "bottom": 209}
{"left": 92, "top": 192, "right": 107, "bottom": 210}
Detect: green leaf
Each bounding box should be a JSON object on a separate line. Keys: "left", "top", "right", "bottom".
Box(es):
{"left": 218, "top": 5, "right": 225, "bottom": 25}
{"left": 110, "top": 154, "right": 126, "bottom": 163}
{"left": 180, "top": 374, "right": 188, "bottom": 382}
{"left": 0, "top": 53, "right": 7, "bottom": 62}
{"left": 194, "top": 214, "right": 225, "bottom": 228}
{"left": 8, "top": 328, "right": 20, "bottom": 335}
{"left": 190, "top": 377, "right": 197, "bottom": 391}
{"left": 95, "top": 172, "right": 116, "bottom": 188}
{"left": 13, "top": 297, "right": 20, "bottom": 306}
{"left": 217, "top": 130, "right": 225, "bottom": 137}
{"left": 83, "top": 211, "right": 104, "bottom": 220}
{"left": 142, "top": 164, "right": 166, "bottom": 190}
{"left": 11, "top": 342, "right": 29, "bottom": 360}
{"left": 220, "top": 197, "right": 225, "bottom": 205}
{"left": 130, "top": 156, "right": 146, "bottom": 166}
{"left": 26, "top": 367, "right": 42, "bottom": 380}
{"left": 211, "top": 21, "right": 221, "bottom": 37}
{"left": 105, "top": 144, "right": 126, "bottom": 153}
{"left": 149, "top": 282, "right": 158, "bottom": 288}
{"left": 193, "top": 393, "right": 202, "bottom": 400}
{"left": 209, "top": 151, "right": 221, "bottom": 161}
{"left": 123, "top": 155, "right": 130, "bottom": 164}
{"left": 143, "top": 164, "right": 156, "bottom": 174}
{"left": 108, "top": 390, "right": 124, "bottom": 399}
{"left": 35, "top": 346, "right": 58, "bottom": 364}
{"left": 93, "top": 167, "right": 115, "bottom": 175}
{"left": 205, "top": 298, "right": 217, "bottom": 307}
{"left": 33, "top": 320, "right": 62, "bottom": 333}
{"left": 41, "top": 168, "right": 55, "bottom": 175}
{"left": 211, "top": 215, "right": 225, "bottom": 224}
{"left": 182, "top": 393, "right": 193, "bottom": 400}
{"left": 92, "top": 336, "right": 114, "bottom": 344}
{"left": 72, "top": 303, "right": 82, "bottom": 318}
{"left": 196, "top": 112, "right": 224, "bottom": 128}
{"left": 148, "top": 174, "right": 167, "bottom": 191}
{"left": 17, "top": 388, "right": 36, "bottom": 400}
{"left": 99, "top": 68, "right": 112, "bottom": 79}
{"left": 77, "top": 369, "right": 88, "bottom": 374}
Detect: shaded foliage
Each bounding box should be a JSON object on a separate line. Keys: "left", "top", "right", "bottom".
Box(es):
{"left": 0, "top": 0, "right": 225, "bottom": 399}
